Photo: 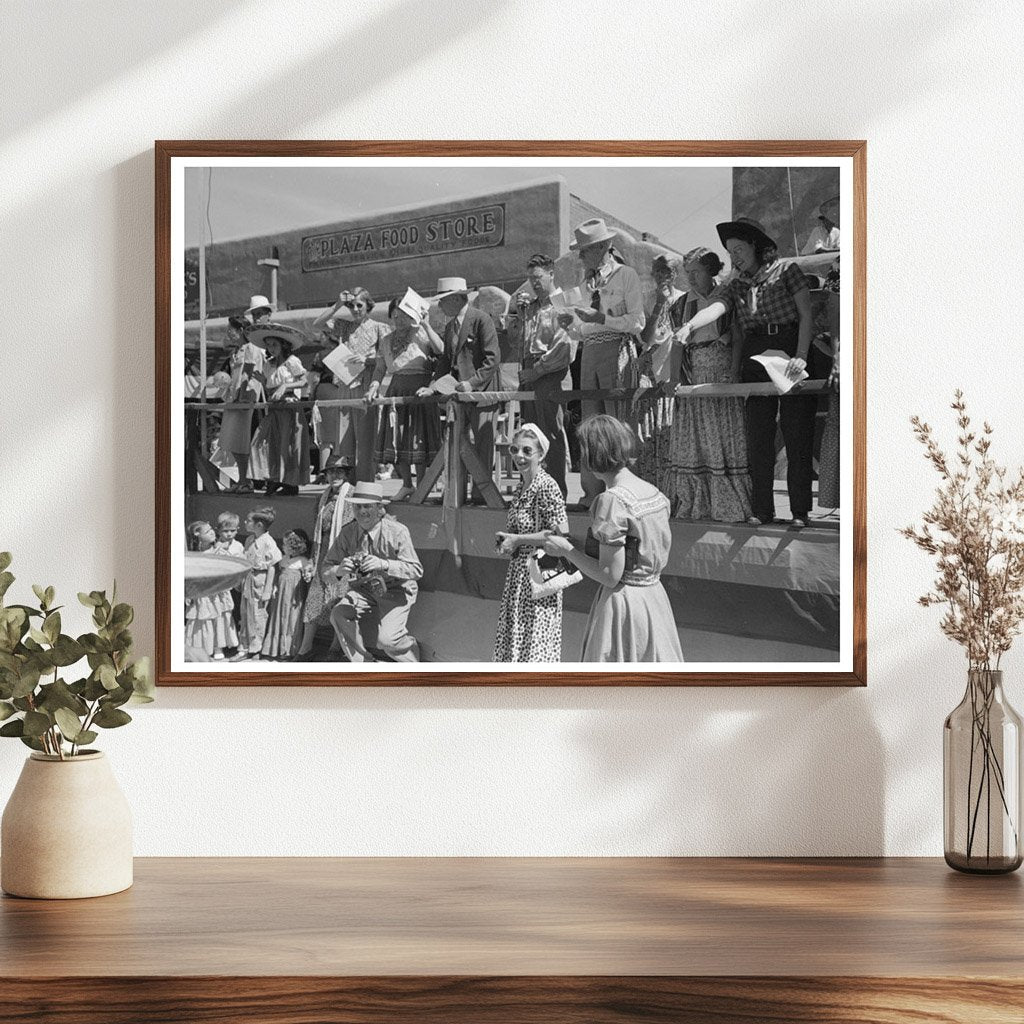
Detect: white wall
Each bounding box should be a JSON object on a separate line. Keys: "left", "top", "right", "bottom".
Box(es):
{"left": 1, "top": 0, "right": 1022, "bottom": 856}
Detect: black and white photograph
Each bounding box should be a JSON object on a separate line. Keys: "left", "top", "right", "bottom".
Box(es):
{"left": 161, "top": 147, "right": 862, "bottom": 682}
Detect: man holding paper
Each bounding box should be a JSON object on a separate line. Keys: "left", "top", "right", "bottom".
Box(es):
{"left": 506, "top": 253, "right": 572, "bottom": 497}
{"left": 419, "top": 276, "right": 501, "bottom": 504}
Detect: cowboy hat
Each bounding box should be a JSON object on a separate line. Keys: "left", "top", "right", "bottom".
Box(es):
{"left": 569, "top": 218, "right": 618, "bottom": 251}
{"left": 716, "top": 218, "right": 777, "bottom": 251}
{"left": 245, "top": 294, "right": 273, "bottom": 315}
{"left": 433, "top": 276, "right": 472, "bottom": 299}
{"left": 243, "top": 321, "right": 308, "bottom": 350}
{"left": 345, "top": 481, "right": 390, "bottom": 505}
{"left": 325, "top": 453, "right": 353, "bottom": 471}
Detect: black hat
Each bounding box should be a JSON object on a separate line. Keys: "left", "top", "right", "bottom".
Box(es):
{"left": 716, "top": 218, "right": 777, "bottom": 251}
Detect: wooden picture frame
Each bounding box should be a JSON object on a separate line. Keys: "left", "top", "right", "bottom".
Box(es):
{"left": 156, "top": 140, "right": 866, "bottom": 686}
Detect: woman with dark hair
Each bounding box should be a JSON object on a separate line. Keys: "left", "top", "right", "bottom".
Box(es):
{"left": 218, "top": 314, "right": 265, "bottom": 492}
{"left": 311, "top": 287, "right": 388, "bottom": 481}
{"left": 365, "top": 297, "right": 445, "bottom": 501}
{"left": 715, "top": 219, "right": 817, "bottom": 528}
{"left": 634, "top": 253, "right": 686, "bottom": 489}
{"left": 543, "top": 415, "right": 683, "bottom": 663}
{"left": 664, "top": 246, "right": 753, "bottom": 522}
{"left": 246, "top": 322, "right": 309, "bottom": 496}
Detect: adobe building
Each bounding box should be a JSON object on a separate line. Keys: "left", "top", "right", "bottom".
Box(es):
{"left": 185, "top": 176, "right": 663, "bottom": 320}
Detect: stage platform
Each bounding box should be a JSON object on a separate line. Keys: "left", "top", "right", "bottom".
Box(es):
{"left": 185, "top": 488, "right": 840, "bottom": 664}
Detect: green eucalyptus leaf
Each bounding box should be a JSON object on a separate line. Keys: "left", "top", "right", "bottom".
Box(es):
{"left": 0, "top": 701, "right": 15, "bottom": 721}
{"left": 0, "top": 718, "right": 25, "bottom": 737}
{"left": 127, "top": 656, "right": 154, "bottom": 696}
{"left": 42, "top": 611, "right": 60, "bottom": 643}
{"left": 78, "top": 592, "right": 99, "bottom": 608}
{"left": 128, "top": 692, "right": 155, "bottom": 705}
{"left": 110, "top": 603, "right": 134, "bottom": 629}
{"left": 50, "top": 635, "right": 86, "bottom": 667}
{"left": 19, "top": 735, "right": 45, "bottom": 752}
{"left": 44, "top": 587, "right": 55, "bottom": 608}
{"left": 0, "top": 651, "right": 20, "bottom": 674}
{"left": 83, "top": 675, "right": 108, "bottom": 701}
{"left": 0, "top": 553, "right": 11, "bottom": 573}
{"left": 75, "top": 730, "right": 98, "bottom": 746}
{"left": 21, "top": 637, "right": 42, "bottom": 653}
{"left": 53, "top": 707, "right": 85, "bottom": 741}
{"left": 22, "top": 710, "right": 51, "bottom": 738}
{"left": 37, "top": 679, "right": 88, "bottom": 717}
{"left": 79, "top": 635, "right": 111, "bottom": 655}
{"left": 98, "top": 664, "right": 118, "bottom": 691}
{"left": 28, "top": 627, "right": 49, "bottom": 646}
{"left": 104, "top": 686, "right": 132, "bottom": 709}
{"left": 93, "top": 705, "right": 132, "bottom": 729}
{"left": 12, "top": 697, "right": 33, "bottom": 712}
{"left": 0, "top": 572, "right": 14, "bottom": 603}
{"left": 31, "top": 584, "right": 46, "bottom": 606}
{"left": 11, "top": 666, "right": 41, "bottom": 699}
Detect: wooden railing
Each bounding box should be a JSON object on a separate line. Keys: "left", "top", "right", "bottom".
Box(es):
{"left": 185, "top": 380, "right": 831, "bottom": 505}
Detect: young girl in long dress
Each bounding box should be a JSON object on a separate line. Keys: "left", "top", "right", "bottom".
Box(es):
{"left": 262, "top": 530, "right": 313, "bottom": 660}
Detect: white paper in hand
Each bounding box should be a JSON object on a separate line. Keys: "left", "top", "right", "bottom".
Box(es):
{"left": 322, "top": 340, "right": 365, "bottom": 386}
{"left": 398, "top": 287, "right": 430, "bottom": 322}
{"left": 751, "top": 349, "right": 808, "bottom": 394}
{"left": 431, "top": 374, "right": 459, "bottom": 396}
{"left": 549, "top": 286, "right": 585, "bottom": 309}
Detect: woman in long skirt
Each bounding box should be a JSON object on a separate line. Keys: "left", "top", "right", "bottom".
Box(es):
{"left": 543, "top": 416, "right": 683, "bottom": 663}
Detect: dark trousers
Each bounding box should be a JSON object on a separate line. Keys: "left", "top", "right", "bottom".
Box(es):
{"left": 741, "top": 325, "right": 817, "bottom": 521}
{"left": 520, "top": 366, "right": 568, "bottom": 498}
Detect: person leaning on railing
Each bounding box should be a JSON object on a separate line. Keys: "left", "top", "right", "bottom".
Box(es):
{"left": 505, "top": 253, "right": 573, "bottom": 499}
{"left": 310, "top": 287, "right": 388, "bottom": 483}
{"left": 417, "top": 276, "right": 501, "bottom": 505}
{"left": 365, "top": 298, "right": 445, "bottom": 502}
{"left": 218, "top": 314, "right": 265, "bottom": 493}
{"left": 556, "top": 218, "right": 645, "bottom": 510}
{"left": 715, "top": 218, "right": 818, "bottom": 529}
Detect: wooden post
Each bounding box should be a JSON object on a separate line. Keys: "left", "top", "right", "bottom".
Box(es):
{"left": 443, "top": 402, "right": 467, "bottom": 509}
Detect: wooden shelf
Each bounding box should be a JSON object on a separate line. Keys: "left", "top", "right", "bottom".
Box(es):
{"left": 2, "top": 857, "right": 1022, "bottom": 1022}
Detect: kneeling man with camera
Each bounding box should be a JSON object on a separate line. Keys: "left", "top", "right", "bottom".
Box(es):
{"left": 323, "top": 481, "right": 423, "bottom": 663}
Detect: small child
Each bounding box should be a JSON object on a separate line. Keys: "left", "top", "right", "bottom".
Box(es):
{"left": 212, "top": 510, "right": 245, "bottom": 643}
{"left": 184, "top": 520, "right": 239, "bottom": 661}
{"left": 212, "top": 511, "right": 244, "bottom": 557}
{"left": 235, "top": 506, "right": 283, "bottom": 660}
{"left": 262, "top": 529, "right": 313, "bottom": 660}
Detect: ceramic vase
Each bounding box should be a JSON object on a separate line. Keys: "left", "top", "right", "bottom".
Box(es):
{"left": 1, "top": 751, "right": 133, "bottom": 898}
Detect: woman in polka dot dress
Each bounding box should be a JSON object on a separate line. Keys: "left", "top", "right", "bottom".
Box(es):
{"left": 493, "top": 424, "right": 569, "bottom": 663}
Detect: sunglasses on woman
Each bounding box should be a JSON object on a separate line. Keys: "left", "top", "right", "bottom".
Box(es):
{"left": 508, "top": 445, "right": 537, "bottom": 456}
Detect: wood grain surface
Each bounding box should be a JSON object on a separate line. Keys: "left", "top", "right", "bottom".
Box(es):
{"left": 155, "top": 139, "right": 867, "bottom": 688}
{"left": 2, "top": 857, "right": 1022, "bottom": 1021}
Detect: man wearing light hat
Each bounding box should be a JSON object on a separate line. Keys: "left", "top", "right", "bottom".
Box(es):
{"left": 556, "top": 219, "right": 645, "bottom": 507}
{"left": 244, "top": 295, "right": 274, "bottom": 325}
{"left": 322, "top": 481, "right": 423, "bottom": 663}
{"left": 421, "top": 276, "right": 501, "bottom": 503}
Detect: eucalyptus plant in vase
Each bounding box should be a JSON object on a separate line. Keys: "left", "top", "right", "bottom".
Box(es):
{"left": 0, "top": 552, "right": 153, "bottom": 898}
{"left": 902, "top": 392, "right": 1024, "bottom": 873}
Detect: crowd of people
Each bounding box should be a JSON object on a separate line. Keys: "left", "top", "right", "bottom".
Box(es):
{"left": 185, "top": 207, "right": 841, "bottom": 664}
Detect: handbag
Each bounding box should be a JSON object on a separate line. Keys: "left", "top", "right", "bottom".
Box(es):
{"left": 528, "top": 550, "right": 582, "bottom": 600}
{"left": 526, "top": 493, "right": 581, "bottom": 600}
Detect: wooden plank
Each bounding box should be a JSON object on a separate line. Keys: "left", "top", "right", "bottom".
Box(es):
{"left": 409, "top": 448, "right": 445, "bottom": 505}
{"left": 459, "top": 439, "right": 504, "bottom": 508}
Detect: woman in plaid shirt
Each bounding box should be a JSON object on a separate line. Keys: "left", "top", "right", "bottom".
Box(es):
{"left": 714, "top": 219, "right": 818, "bottom": 529}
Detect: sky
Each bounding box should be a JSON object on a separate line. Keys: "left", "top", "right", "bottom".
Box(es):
{"left": 183, "top": 163, "right": 734, "bottom": 257}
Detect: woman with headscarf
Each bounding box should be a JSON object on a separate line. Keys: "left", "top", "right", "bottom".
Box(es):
{"left": 246, "top": 322, "right": 309, "bottom": 496}
{"left": 715, "top": 219, "right": 818, "bottom": 528}
{"left": 493, "top": 423, "right": 570, "bottom": 663}
{"left": 311, "top": 287, "right": 389, "bottom": 482}
{"left": 664, "top": 246, "right": 753, "bottom": 522}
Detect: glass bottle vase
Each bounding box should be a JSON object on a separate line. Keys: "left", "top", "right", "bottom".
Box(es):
{"left": 944, "top": 669, "right": 1023, "bottom": 873}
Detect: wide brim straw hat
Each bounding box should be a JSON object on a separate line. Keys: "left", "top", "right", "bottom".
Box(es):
{"left": 243, "top": 322, "right": 308, "bottom": 351}
{"left": 715, "top": 218, "right": 777, "bottom": 251}
{"left": 569, "top": 217, "right": 618, "bottom": 251}
{"left": 345, "top": 481, "right": 390, "bottom": 505}
{"left": 433, "top": 276, "right": 472, "bottom": 299}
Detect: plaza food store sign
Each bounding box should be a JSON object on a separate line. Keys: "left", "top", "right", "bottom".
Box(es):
{"left": 301, "top": 204, "right": 506, "bottom": 272}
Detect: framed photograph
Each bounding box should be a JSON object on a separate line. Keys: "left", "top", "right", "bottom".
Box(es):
{"left": 156, "top": 141, "right": 865, "bottom": 686}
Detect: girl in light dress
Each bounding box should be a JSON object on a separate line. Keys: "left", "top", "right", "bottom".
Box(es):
{"left": 262, "top": 529, "right": 313, "bottom": 660}
{"left": 236, "top": 507, "right": 282, "bottom": 659}
{"left": 184, "top": 521, "right": 239, "bottom": 661}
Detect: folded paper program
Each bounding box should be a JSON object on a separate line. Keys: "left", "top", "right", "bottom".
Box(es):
{"left": 322, "top": 340, "right": 365, "bottom": 386}
{"left": 430, "top": 373, "right": 459, "bottom": 396}
{"left": 398, "top": 286, "right": 430, "bottom": 322}
{"left": 750, "top": 349, "right": 808, "bottom": 394}
{"left": 549, "top": 286, "right": 585, "bottom": 309}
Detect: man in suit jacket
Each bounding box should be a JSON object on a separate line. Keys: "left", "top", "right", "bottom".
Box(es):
{"left": 421, "top": 276, "right": 501, "bottom": 503}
